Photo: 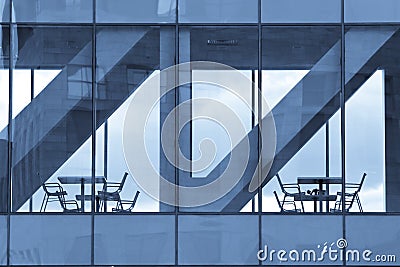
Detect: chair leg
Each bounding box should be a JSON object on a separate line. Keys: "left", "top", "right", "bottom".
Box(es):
{"left": 41, "top": 194, "right": 50, "bottom": 212}
{"left": 299, "top": 198, "right": 305, "bottom": 212}
{"left": 356, "top": 195, "right": 363, "bottom": 212}
{"left": 95, "top": 196, "right": 100, "bottom": 212}
{"left": 40, "top": 194, "right": 47, "bottom": 212}
{"left": 334, "top": 198, "right": 341, "bottom": 211}
{"left": 99, "top": 199, "right": 104, "bottom": 212}
{"left": 43, "top": 195, "right": 49, "bottom": 212}
{"left": 282, "top": 195, "right": 287, "bottom": 211}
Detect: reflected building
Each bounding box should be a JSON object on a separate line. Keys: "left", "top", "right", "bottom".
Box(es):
{"left": 0, "top": 0, "right": 399, "bottom": 266}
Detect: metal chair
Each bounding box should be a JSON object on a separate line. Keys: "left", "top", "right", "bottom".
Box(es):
{"left": 273, "top": 191, "right": 302, "bottom": 212}
{"left": 40, "top": 183, "right": 81, "bottom": 212}
{"left": 331, "top": 173, "right": 367, "bottom": 212}
{"left": 276, "top": 173, "right": 305, "bottom": 212}
{"left": 40, "top": 183, "right": 68, "bottom": 212}
{"left": 97, "top": 172, "right": 128, "bottom": 211}
{"left": 57, "top": 193, "right": 82, "bottom": 213}
{"left": 112, "top": 191, "right": 140, "bottom": 213}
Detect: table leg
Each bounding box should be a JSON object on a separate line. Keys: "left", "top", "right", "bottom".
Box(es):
{"left": 326, "top": 184, "right": 330, "bottom": 212}
{"left": 96, "top": 196, "right": 99, "bottom": 212}
{"left": 319, "top": 182, "right": 323, "bottom": 212}
{"left": 104, "top": 184, "right": 107, "bottom": 212}
{"left": 81, "top": 179, "right": 85, "bottom": 212}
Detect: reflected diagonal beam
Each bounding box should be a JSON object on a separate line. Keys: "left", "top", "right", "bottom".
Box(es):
{"left": 190, "top": 27, "right": 397, "bottom": 212}
{"left": 2, "top": 28, "right": 154, "bottom": 211}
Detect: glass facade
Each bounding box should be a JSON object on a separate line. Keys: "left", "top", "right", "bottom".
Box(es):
{"left": 0, "top": 0, "right": 399, "bottom": 266}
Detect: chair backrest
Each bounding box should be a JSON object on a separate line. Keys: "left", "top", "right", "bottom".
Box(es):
{"left": 118, "top": 172, "right": 129, "bottom": 192}
{"left": 344, "top": 173, "right": 367, "bottom": 211}
{"left": 42, "top": 182, "right": 62, "bottom": 195}
{"left": 355, "top": 173, "right": 367, "bottom": 193}
{"left": 42, "top": 184, "right": 50, "bottom": 194}
{"left": 128, "top": 191, "right": 140, "bottom": 211}
{"left": 273, "top": 191, "right": 283, "bottom": 212}
{"left": 276, "top": 174, "right": 289, "bottom": 195}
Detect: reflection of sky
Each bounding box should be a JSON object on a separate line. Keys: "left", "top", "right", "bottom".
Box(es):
{"left": 6, "top": 68, "right": 386, "bottom": 212}
{"left": 192, "top": 70, "right": 253, "bottom": 177}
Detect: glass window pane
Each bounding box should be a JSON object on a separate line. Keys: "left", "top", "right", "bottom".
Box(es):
{"left": 0, "top": 216, "right": 6, "bottom": 265}
{"left": 96, "top": 26, "right": 175, "bottom": 213}
{"left": 96, "top": 0, "right": 175, "bottom": 23}
{"left": 262, "top": 215, "right": 343, "bottom": 265}
{"left": 262, "top": 0, "right": 341, "bottom": 23}
{"left": 94, "top": 215, "right": 175, "bottom": 265}
{"left": 11, "top": 26, "right": 93, "bottom": 213}
{"left": 179, "top": 0, "right": 258, "bottom": 23}
{"left": 178, "top": 26, "right": 258, "bottom": 213}
{"left": 10, "top": 215, "right": 91, "bottom": 265}
{"left": 13, "top": 0, "right": 92, "bottom": 23}
{"left": 345, "top": 0, "right": 400, "bottom": 22}
{"left": 345, "top": 26, "right": 400, "bottom": 213}
{"left": 0, "top": 26, "right": 8, "bottom": 213}
{"left": 346, "top": 216, "right": 400, "bottom": 265}
{"left": 0, "top": 0, "right": 9, "bottom": 22}
{"left": 178, "top": 215, "right": 259, "bottom": 265}
{"left": 261, "top": 26, "right": 342, "bottom": 213}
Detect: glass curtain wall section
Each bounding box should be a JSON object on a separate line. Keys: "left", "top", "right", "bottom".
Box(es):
{"left": 261, "top": 26, "right": 343, "bottom": 213}
{"left": 177, "top": 26, "right": 259, "bottom": 213}
{"left": 95, "top": 26, "right": 175, "bottom": 213}
{"left": 9, "top": 215, "right": 91, "bottom": 265}
{"left": 0, "top": 25, "right": 9, "bottom": 213}
{"left": 12, "top": 0, "right": 92, "bottom": 23}
{"left": 345, "top": 25, "right": 400, "bottom": 213}
{"left": 1, "top": 0, "right": 400, "bottom": 266}
{"left": 178, "top": 0, "right": 258, "bottom": 23}
{"left": 11, "top": 25, "right": 93, "bottom": 212}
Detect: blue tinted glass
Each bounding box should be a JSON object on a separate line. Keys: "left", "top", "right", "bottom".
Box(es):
{"left": 345, "top": 0, "right": 400, "bottom": 22}
{"left": 96, "top": 26, "right": 175, "bottom": 212}
{"left": 13, "top": 0, "right": 92, "bottom": 22}
{"left": 261, "top": 26, "right": 342, "bottom": 213}
{"left": 96, "top": 0, "right": 176, "bottom": 23}
{"left": 10, "top": 215, "right": 91, "bottom": 265}
{"left": 179, "top": 0, "right": 258, "bottom": 23}
{"left": 94, "top": 215, "right": 175, "bottom": 265}
{"left": 262, "top": 215, "right": 343, "bottom": 265}
{"left": 11, "top": 26, "right": 93, "bottom": 213}
{"left": 346, "top": 216, "right": 400, "bottom": 265}
{"left": 345, "top": 26, "right": 400, "bottom": 213}
{"left": 0, "top": 26, "right": 8, "bottom": 213}
{"left": 0, "top": 0, "right": 9, "bottom": 22}
{"left": 0, "top": 216, "right": 6, "bottom": 265}
{"left": 178, "top": 215, "right": 259, "bottom": 265}
{"left": 177, "top": 26, "right": 258, "bottom": 212}
{"left": 262, "top": 0, "right": 341, "bottom": 23}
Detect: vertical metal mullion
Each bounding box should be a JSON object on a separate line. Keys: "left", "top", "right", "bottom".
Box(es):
{"left": 104, "top": 120, "right": 108, "bottom": 178}
{"left": 175, "top": 1, "right": 179, "bottom": 266}
{"left": 257, "top": 0, "right": 263, "bottom": 265}
{"left": 29, "top": 69, "right": 34, "bottom": 212}
{"left": 91, "top": 0, "right": 96, "bottom": 265}
{"left": 251, "top": 70, "right": 256, "bottom": 213}
{"left": 7, "top": 0, "right": 13, "bottom": 265}
{"left": 341, "top": 0, "right": 347, "bottom": 266}
{"left": 325, "top": 122, "right": 330, "bottom": 212}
